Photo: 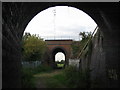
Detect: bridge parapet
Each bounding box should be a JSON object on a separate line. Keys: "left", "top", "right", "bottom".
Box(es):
{"left": 45, "top": 39, "right": 73, "bottom": 45}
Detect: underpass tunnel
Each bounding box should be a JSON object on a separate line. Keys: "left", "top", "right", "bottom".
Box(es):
{"left": 55, "top": 52, "right": 65, "bottom": 69}
{"left": 51, "top": 47, "right": 67, "bottom": 69}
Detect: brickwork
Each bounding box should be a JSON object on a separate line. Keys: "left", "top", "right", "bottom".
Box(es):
{"left": 45, "top": 40, "right": 73, "bottom": 67}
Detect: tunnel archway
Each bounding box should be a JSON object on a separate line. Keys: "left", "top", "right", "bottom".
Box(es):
{"left": 51, "top": 47, "right": 67, "bottom": 68}
{"left": 2, "top": 2, "right": 119, "bottom": 88}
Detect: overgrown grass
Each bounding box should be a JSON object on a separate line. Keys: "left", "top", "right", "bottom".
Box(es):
{"left": 31, "top": 65, "right": 53, "bottom": 74}
{"left": 37, "top": 66, "right": 90, "bottom": 88}
{"left": 57, "top": 64, "right": 64, "bottom": 68}
{"left": 21, "top": 65, "right": 53, "bottom": 88}
{"left": 21, "top": 64, "right": 91, "bottom": 88}
{"left": 34, "top": 70, "right": 67, "bottom": 88}
{"left": 63, "top": 66, "right": 90, "bottom": 88}
{"left": 44, "top": 72, "right": 67, "bottom": 88}
{"left": 37, "top": 66, "right": 91, "bottom": 88}
{"left": 21, "top": 67, "right": 35, "bottom": 88}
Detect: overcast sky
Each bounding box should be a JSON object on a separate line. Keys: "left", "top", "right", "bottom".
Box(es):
{"left": 24, "top": 6, "right": 97, "bottom": 41}
{"left": 55, "top": 52, "right": 65, "bottom": 61}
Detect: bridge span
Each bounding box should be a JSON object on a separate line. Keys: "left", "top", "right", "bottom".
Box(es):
{"left": 45, "top": 39, "right": 73, "bottom": 68}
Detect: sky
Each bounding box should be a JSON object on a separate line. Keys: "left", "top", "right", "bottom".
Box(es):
{"left": 24, "top": 6, "right": 97, "bottom": 61}
{"left": 24, "top": 6, "right": 97, "bottom": 41}
{"left": 55, "top": 52, "right": 65, "bottom": 62}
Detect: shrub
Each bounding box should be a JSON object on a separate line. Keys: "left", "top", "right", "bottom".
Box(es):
{"left": 63, "top": 66, "right": 90, "bottom": 88}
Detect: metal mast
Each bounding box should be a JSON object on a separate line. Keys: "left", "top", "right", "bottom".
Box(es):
{"left": 53, "top": 8, "right": 56, "bottom": 39}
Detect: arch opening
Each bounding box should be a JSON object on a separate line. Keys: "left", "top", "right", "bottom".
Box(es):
{"left": 52, "top": 47, "right": 66, "bottom": 69}
{"left": 55, "top": 52, "right": 65, "bottom": 62}
{"left": 20, "top": 4, "right": 107, "bottom": 88}
{"left": 21, "top": 5, "right": 99, "bottom": 71}
{"left": 24, "top": 6, "right": 97, "bottom": 41}
{"left": 55, "top": 52, "right": 65, "bottom": 68}
{"left": 22, "top": 4, "right": 99, "bottom": 72}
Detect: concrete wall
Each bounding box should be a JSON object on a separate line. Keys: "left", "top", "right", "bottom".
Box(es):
{"left": 90, "top": 30, "right": 107, "bottom": 87}
{"left": 80, "top": 29, "right": 119, "bottom": 88}
{"left": 79, "top": 30, "right": 106, "bottom": 87}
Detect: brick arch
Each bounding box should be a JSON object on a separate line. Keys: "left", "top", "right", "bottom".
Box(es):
{"left": 45, "top": 40, "right": 73, "bottom": 67}
{"left": 51, "top": 46, "right": 67, "bottom": 58}
{"left": 51, "top": 46, "right": 67, "bottom": 68}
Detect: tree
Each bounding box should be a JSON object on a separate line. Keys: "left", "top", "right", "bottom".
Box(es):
{"left": 79, "top": 32, "right": 92, "bottom": 40}
{"left": 71, "top": 41, "right": 81, "bottom": 58}
{"left": 61, "top": 60, "right": 65, "bottom": 64}
{"left": 22, "top": 33, "right": 47, "bottom": 61}
{"left": 71, "top": 32, "right": 92, "bottom": 58}
{"left": 79, "top": 32, "right": 87, "bottom": 40}
{"left": 22, "top": 32, "right": 31, "bottom": 41}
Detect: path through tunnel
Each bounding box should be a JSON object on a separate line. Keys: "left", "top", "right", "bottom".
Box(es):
{"left": 52, "top": 47, "right": 67, "bottom": 69}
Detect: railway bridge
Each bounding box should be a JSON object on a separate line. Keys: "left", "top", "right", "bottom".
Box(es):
{"left": 45, "top": 39, "right": 73, "bottom": 68}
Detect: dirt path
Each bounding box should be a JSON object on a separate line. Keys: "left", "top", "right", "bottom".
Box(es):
{"left": 34, "top": 70, "right": 62, "bottom": 77}
{"left": 35, "top": 77, "right": 47, "bottom": 88}
{"left": 34, "top": 70, "right": 64, "bottom": 88}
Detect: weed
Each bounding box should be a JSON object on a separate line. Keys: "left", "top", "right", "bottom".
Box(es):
{"left": 21, "top": 65, "right": 53, "bottom": 88}
{"left": 21, "top": 67, "right": 35, "bottom": 88}
{"left": 63, "top": 66, "right": 90, "bottom": 88}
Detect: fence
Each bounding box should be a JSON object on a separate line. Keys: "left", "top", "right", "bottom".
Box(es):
{"left": 21, "top": 61, "right": 41, "bottom": 68}
{"left": 69, "top": 59, "right": 80, "bottom": 68}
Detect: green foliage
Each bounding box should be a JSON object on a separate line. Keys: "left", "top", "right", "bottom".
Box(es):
{"left": 55, "top": 60, "right": 65, "bottom": 68}
{"left": 34, "top": 70, "right": 67, "bottom": 88}
{"left": 31, "top": 65, "right": 53, "bottom": 74}
{"left": 21, "top": 67, "right": 35, "bottom": 88}
{"left": 21, "top": 65, "right": 53, "bottom": 88}
{"left": 61, "top": 60, "right": 65, "bottom": 64}
{"left": 71, "top": 32, "right": 92, "bottom": 58}
{"left": 63, "top": 66, "right": 90, "bottom": 88}
{"left": 80, "top": 37, "right": 93, "bottom": 60}
{"left": 44, "top": 72, "right": 67, "bottom": 88}
{"left": 22, "top": 32, "right": 47, "bottom": 61}
{"left": 53, "top": 73, "right": 66, "bottom": 84}
{"left": 57, "top": 64, "right": 64, "bottom": 68}
{"left": 79, "top": 32, "right": 92, "bottom": 40}
{"left": 71, "top": 41, "right": 81, "bottom": 58}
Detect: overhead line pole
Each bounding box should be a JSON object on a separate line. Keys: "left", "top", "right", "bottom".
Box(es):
{"left": 53, "top": 8, "right": 56, "bottom": 40}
